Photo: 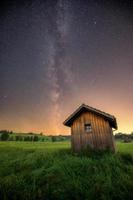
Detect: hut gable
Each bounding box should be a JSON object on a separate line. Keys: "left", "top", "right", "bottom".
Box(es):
{"left": 63, "top": 104, "right": 117, "bottom": 129}
{"left": 63, "top": 104, "right": 117, "bottom": 152}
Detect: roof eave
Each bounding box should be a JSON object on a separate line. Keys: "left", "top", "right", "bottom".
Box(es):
{"left": 63, "top": 104, "right": 117, "bottom": 129}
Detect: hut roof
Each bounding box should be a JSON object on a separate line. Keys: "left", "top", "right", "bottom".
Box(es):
{"left": 63, "top": 104, "right": 117, "bottom": 129}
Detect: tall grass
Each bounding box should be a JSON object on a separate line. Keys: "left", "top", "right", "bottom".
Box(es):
{"left": 0, "top": 142, "right": 133, "bottom": 200}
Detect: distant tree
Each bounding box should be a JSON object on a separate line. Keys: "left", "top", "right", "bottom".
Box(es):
{"left": 28, "top": 136, "right": 33, "bottom": 141}
{"left": 8, "top": 136, "right": 14, "bottom": 141}
{"left": 15, "top": 136, "right": 19, "bottom": 141}
{"left": 115, "top": 132, "right": 133, "bottom": 142}
{"left": 1, "top": 132, "right": 9, "bottom": 141}
{"left": 28, "top": 132, "right": 34, "bottom": 135}
{"left": 41, "top": 138, "right": 45, "bottom": 142}
{"left": 33, "top": 135, "right": 38, "bottom": 141}
{"left": 24, "top": 136, "right": 31, "bottom": 141}
{"left": 30, "top": 136, "right": 34, "bottom": 141}
{"left": 20, "top": 136, "right": 23, "bottom": 141}
{"left": 0, "top": 130, "right": 9, "bottom": 134}
{"left": 15, "top": 135, "right": 23, "bottom": 141}
{"left": 51, "top": 136, "right": 56, "bottom": 142}
{"left": 123, "top": 137, "right": 131, "bottom": 143}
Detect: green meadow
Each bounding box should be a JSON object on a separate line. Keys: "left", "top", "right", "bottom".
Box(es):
{"left": 0, "top": 141, "right": 133, "bottom": 200}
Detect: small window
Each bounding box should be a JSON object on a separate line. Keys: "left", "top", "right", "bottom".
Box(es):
{"left": 85, "top": 123, "right": 92, "bottom": 133}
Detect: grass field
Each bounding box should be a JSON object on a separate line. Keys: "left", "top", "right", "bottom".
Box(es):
{"left": 0, "top": 141, "right": 133, "bottom": 200}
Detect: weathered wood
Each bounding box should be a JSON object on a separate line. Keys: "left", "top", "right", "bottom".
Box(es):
{"left": 70, "top": 110, "right": 116, "bottom": 152}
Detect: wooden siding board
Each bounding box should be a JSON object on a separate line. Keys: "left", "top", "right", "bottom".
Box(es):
{"left": 94, "top": 114, "right": 103, "bottom": 149}
{"left": 91, "top": 112, "right": 96, "bottom": 149}
{"left": 71, "top": 110, "right": 115, "bottom": 152}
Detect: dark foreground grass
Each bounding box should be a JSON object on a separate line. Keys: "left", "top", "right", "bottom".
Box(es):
{"left": 0, "top": 142, "right": 133, "bottom": 200}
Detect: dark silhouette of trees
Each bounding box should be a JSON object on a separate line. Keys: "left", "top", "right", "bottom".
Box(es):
{"left": 0, "top": 132, "right": 9, "bottom": 141}
{"left": 51, "top": 136, "right": 57, "bottom": 142}
{"left": 114, "top": 132, "right": 133, "bottom": 142}
{"left": 33, "top": 136, "right": 39, "bottom": 141}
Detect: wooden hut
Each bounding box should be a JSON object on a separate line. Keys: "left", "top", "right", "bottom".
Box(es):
{"left": 63, "top": 104, "right": 117, "bottom": 152}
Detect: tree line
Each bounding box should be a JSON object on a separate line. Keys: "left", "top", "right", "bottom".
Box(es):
{"left": 0, "top": 130, "right": 132, "bottom": 143}
{"left": 114, "top": 132, "right": 133, "bottom": 143}
{"left": 0, "top": 131, "right": 39, "bottom": 141}
{"left": 0, "top": 130, "right": 71, "bottom": 142}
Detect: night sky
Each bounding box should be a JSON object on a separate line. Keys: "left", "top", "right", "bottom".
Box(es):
{"left": 0, "top": 0, "right": 133, "bottom": 134}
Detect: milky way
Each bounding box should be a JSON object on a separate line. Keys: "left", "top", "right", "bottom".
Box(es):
{"left": 46, "top": 0, "right": 76, "bottom": 132}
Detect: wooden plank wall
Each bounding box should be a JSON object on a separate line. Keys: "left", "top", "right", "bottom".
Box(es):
{"left": 71, "top": 111, "right": 115, "bottom": 152}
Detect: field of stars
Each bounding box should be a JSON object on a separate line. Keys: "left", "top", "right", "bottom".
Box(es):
{"left": 0, "top": 0, "right": 133, "bottom": 134}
